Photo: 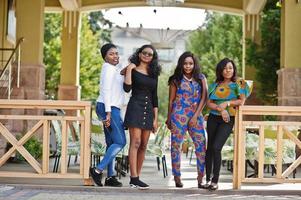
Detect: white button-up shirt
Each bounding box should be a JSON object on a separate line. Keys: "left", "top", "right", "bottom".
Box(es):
{"left": 97, "top": 62, "right": 125, "bottom": 112}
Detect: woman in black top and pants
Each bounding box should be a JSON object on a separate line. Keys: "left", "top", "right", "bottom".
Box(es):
{"left": 124, "top": 44, "right": 161, "bottom": 189}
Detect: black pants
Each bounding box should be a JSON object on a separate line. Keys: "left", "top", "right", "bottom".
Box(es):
{"left": 205, "top": 114, "right": 234, "bottom": 183}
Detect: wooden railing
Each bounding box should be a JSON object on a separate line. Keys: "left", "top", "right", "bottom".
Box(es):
{"left": 0, "top": 100, "right": 92, "bottom": 185}
{"left": 1, "top": 102, "right": 300, "bottom": 188}
{"left": 233, "top": 106, "right": 301, "bottom": 189}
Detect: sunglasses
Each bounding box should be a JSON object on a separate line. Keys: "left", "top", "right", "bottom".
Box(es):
{"left": 141, "top": 51, "right": 153, "bottom": 57}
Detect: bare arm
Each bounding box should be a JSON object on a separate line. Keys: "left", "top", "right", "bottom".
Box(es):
{"left": 207, "top": 93, "right": 246, "bottom": 124}
{"left": 193, "top": 78, "right": 208, "bottom": 117}
{"left": 153, "top": 107, "right": 158, "bottom": 132}
{"left": 188, "top": 78, "right": 208, "bottom": 127}
{"left": 124, "top": 63, "right": 136, "bottom": 85}
{"left": 166, "top": 82, "right": 176, "bottom": 130}
{"left": 207, "top": 90, "right": 245, "bottom": 112}
{"left": 152, "top": 79, "right": 159, "bottom": 133}
{"left": 123, "top": 63, "right": 136, "bottom": 92}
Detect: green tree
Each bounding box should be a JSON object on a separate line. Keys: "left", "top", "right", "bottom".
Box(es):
{"left": 43, "top": 13, "right": 62, "bottom": 99}
{"left": 44, "top": 12, "right": 110, "bottom": 101}
{"left": 88, "top": 11, "right": 113, "bottom": 43}
{"left": 246, "top": 0, "right": 280, "bottom": 105}
{"left": 157, "top": 71, "right": 170, "bottom": 123}
{"left": 187, "top": 12, "right": 243, "bottom": 84}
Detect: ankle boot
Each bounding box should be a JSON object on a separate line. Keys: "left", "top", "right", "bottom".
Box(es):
{"left": 208, "top": 182, "right": 218, "bottom": 191}
{"left": 174, "top": 176, "right": 183, "bottom": 188}
{"left": 197, "top": 173, "right": 208, "bottom": 189}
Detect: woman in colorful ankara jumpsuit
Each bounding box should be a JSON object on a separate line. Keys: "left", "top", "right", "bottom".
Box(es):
{"left": 166, "top": 51, "right": 207, "bottom": 188}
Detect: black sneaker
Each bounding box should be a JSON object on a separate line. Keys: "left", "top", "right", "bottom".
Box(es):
{"left": 89, "top": 167, "right": 103, "bottom": 186}
{"left": 129, "top": 177, "right": 149, "bottom": 190}
{"left": 105, "top": 176, "right": 122, "bottom": 187}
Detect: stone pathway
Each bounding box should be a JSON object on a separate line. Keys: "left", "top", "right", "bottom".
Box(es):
{"left": 1, "top": 185, "right": 301, "bottom": 200}
{"left": 0, "top": 149, "right": 301, "bottom": 200}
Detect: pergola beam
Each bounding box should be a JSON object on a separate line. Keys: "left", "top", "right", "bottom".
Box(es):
{"left": 45, "top": 0, "right": 266, "bottom": 15}
{"left": 59, "top": 0, "right": 81, "bottom": 10}
{"left": 244, "top": 0, "right": 267, "bottom": 14}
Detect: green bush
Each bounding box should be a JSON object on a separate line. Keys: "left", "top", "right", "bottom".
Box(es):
{"left": 15, "top": 135, "right": 42, "bottom": 162}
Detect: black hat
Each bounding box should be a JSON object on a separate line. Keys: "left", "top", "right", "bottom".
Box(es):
{"left": 101, "top": 43, "right": 117, "bottom": 59}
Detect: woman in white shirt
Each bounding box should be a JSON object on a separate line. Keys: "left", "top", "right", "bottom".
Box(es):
{"left": 90, "top": 43, "right": 126, "bottom": 187}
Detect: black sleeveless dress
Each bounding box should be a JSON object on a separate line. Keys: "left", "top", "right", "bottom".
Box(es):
{"left": 123, "top": 69, "right": 158, "bottom": 130}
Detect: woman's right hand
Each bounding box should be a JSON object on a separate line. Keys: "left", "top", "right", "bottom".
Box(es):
{"left": 218, "top": 101, "right": 228, "bottom": 110}
{"left": 165, "top": 118, "right": 171, "bottom": 130}
{"left": 103, "top": 112, "right": 111, "bottom": 128}
{"left": 221, "top": 110, "right": 230, "bottom": 123}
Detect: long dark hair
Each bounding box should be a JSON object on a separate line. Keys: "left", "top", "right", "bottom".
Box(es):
{"left": 215, "top": 58, "right": 237, "bottom": 83}
{"left": 129, "top": 44, "right": 161, "bottom": 78}
{"left": 168, "top": 51, "right": 202, "bottom": 86}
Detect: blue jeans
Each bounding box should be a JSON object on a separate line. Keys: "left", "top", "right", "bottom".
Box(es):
{"left": 96, "top": 102, "right": 126, "bottom": 177}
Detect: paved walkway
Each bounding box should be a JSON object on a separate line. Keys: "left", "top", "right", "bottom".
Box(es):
{"left": 0, "top": 150, "right": 301, "bottom": 199}
{"left": 1, "top": 184, "right": 301, "bottom": 200}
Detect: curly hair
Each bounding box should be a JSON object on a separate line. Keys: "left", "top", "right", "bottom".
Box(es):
{"left": 215, "top": 58, "right": 237, "bottom": 83}
{"left": 129, "top": 44, "right": 161, "bottom": 78}
{"left": 168, "top": 51, "right": 202, "bottom": 87}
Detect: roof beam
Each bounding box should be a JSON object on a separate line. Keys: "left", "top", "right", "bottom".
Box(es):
{"left": 244, "top": 0, "right": 266, "bottom": 14}
{"left": 80, "top": 0, "right": 244, "bottom": 14}
{"left": 59, "top": 0, "right": 81, "bottom": 10}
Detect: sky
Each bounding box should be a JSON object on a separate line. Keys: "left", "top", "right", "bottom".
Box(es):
{"left": 102, "top": 7, "right": 206, "bottom": 30}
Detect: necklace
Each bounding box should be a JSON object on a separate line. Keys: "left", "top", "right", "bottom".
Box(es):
{"left": 183, "top": 75, "right": 193, "bottom": 82}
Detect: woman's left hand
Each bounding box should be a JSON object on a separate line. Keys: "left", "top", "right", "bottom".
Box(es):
{"left": 221, "top": 110, "right": 230, "bottom": 123}
{"left": 153, "top": 120, "right": 158, "bottom": 133}
{"left": 188, "top": 115, "right": 198, "bottom": 128}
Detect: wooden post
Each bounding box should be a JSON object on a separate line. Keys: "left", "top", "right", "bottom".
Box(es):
{"left": 276, "top": 125, "right": 283, "bottom": 179}
{"left": 236, "top": 106, "right": 243, "bottom": 189}
{"left": 61, "top": 120, "right": 68, "bottom": 174}
{"left": 79, "top": 121, "right": 84, "bottom": 175}
{"left": 232, "top": 109, "right": 239, "bottom": 189}
{"left": 42, "top": 120, "right": 50, "bottom": 174}
{"left": 258, "top": 125, "right": 265, "bottom": 179}
{"left": 83, "top": 105, "right": 91, "bottom": 184}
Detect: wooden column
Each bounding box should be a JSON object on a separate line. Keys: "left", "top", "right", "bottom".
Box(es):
{"left": 58, "top": 11, "right": 81, "bottom": 101}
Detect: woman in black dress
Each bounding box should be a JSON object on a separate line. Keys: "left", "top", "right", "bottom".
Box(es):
{"left": 123, "top": 44, "right": 161, "bottom": 189}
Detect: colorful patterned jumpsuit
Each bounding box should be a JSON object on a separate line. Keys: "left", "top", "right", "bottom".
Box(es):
{"left": 170, "top": 74, "right": 207, "bottom": 177}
